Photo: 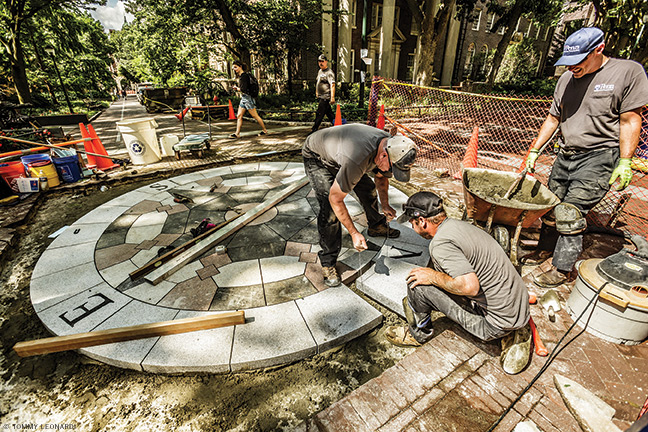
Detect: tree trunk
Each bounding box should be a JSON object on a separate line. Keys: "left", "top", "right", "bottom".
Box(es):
{"left": 486, "top": 0, "right": 524, "bottom": 88}
{"left": 415, "top": 0, "right": 456, "bottom": 86}
{"left": 213, "top": 0, "right": 250, "bottom": 66}
{"left": 30, "top": 32, "right": 58, "bottom": 105}
{"left": 4, "top": 29, "right": 32, "bottom": 104}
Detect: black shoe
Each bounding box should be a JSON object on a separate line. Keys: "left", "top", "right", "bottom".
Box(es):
{"left": 322, "top": 266, "right": 341, "bottom": 287}
{"left": 367, "top": 225, "right": 400, "bottom": 238}
{"left": 520, "top": 250, "right": 552, "bottom": 265}
{"left": 192, "top": 218, "right": 211, "bottom": 238}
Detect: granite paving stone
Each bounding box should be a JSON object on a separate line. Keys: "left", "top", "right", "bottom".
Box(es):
{"left": 264, "top": 275, "right": 318, "bottom": 305}
{"left": 230, "top": 162, "right": 258, "bottom": 173}
{"left": 32, "top": 241, "right": 96, "bottom": 279}
{"left": 165, "top": 260, "right": 203, "bottom": 284}
{"left": 166, "top": 204, "right": 189, "bottom": 215}
{"left": 199, "top": 166, "right": 233, "bottom": 177}
{"left": 221, "top": 177, "right": 248, "bottom": 187}
{"left": 103, "top": 190, "right": 153, "bottom": 207}
{"left": 153, "top": 233, "right": 181, "bottom": 246}
{"left": 212, "top": 259, "right": 262, "bottom": 287}
{"left": 134, "top": 179, "right": 180, "bottom": 195}
{"left": 74, "top": 205, "right": 129, "bottom": 225}
{"left": 172, "top": 171, "right": 209, "bottom": 185}
{"left": 95, "top": 243, "right": 139, "bottom": 270}
{"left": 47, "top": 222, "right": 110, "bottom": 249}
{"left": 157, "top": 276, "right": 218, "bottom": 310}
{"left": 265, "top": 214, "right": 315, "bottom": 241}
{"left": 125, "top": 212, "right": 167, "bottom": 244}
{"left": 81, "top": 300, "right": 178, "bottom": 370}
{"left": 136, "top": 239, "right": 158, "bottom": 250}
{"left": 141, "top": 309, "right": 235, "bottom": 373}
{"left": 209, "top": 284, "right": 266, "bottom": 310}
{"left": 230, "top": 301, "right": 317, "bottom": 371}
{"left": 130, "top": 246, "right": 163, "bottom": 268}
{"left": 200, "top": 252, "right": 232, "bottom": 268}
{"left": 276, "top": 198, "right": 314, "bottom": 216}
{"left": 99, "top": 260, "right": 139, "bottom": 287}
{"left": 259, "top": 255, "right": 306, "bottom": 284}
{"left": 36, "top": 283, "right": 132, "bottom": 335}
{"left": 31, "top": 262, "right": 105, "bottom": 312}
{"left": 123, "top": 280, "right": 176, "bottom": 304}
{"left": 156, "top": 205, "right": 172, "bottom": 212}
{"left": 299, "top": 252, "right": 318, "bottom": 263}
{"left": 296, "top": 286, "right": 382, "bottom": 353}
{"left": 125, "top": 200, "right": 164, "bottom": 215}
{"left": 304, "top": 262, "right": 329, "bottom": 292}
{"left": 107, "top": 213, "right": 139, "bottom": 230}
{"left": 96, "top": 229, "right": 128, "bottom": 250}
{"left": 285, "top": 241, "right": 312, "bottom": 257}
{"left": 246, "top": 175, "right": 273, "bottom": 185}
{"left": 196, "top": 176, "right": 221, "bottom": 187}
{"left": 161, "top": 211, "right": 190, "bottom": 234}
{"left": 196, "top": 264, "right": 219, "bottom": 280}
{"left": 259, "top": 161, "right": 289, "bottom": 171}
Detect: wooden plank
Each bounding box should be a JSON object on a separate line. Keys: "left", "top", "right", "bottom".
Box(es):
{"left": 128, "top": 213, "right": 243, "bottom": 281}
{"left": 13, "top": 311, "right": 245, "bottom": 357}
{"left": 145, "top": 177, "right": 310, "bottom": 285}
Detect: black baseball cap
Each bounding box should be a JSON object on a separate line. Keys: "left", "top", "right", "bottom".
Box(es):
{"left": 397, "top": 191, "right": 444, "bottom": 223}
{"left": 554, "top": 27, "right": 604, "bottom": 66}
{"left": 318, "top": 54, "right": 328, "bottom": 61}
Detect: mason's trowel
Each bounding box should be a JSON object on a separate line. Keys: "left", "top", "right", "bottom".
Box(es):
{"left": 539, "top": 289, "right": 561, "bottom": 322}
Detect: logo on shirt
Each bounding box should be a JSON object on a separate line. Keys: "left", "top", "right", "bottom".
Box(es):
{"left": 594, "top": 84, "right": 615, "bottom": 92}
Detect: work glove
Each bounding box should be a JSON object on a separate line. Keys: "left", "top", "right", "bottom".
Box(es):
{"left": 526, "top": 149, "right": 540, "bottom": 173}
{"left": 609, "top": 158, "right": 633, "bottom": 190}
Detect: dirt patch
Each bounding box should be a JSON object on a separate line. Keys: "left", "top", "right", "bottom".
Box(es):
{"left": 0, "top": 163, "right": 413, "bottom": 431}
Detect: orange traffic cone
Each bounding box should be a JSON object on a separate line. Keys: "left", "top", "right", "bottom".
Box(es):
{"left": 87, "top": 124, "right": 119, "bottom": 171}
{"left": 175, "top": 106, "right": 191, "bottom": 121}
{"left": 376, "top": 105, "right": 385, "bottom": 130}
{"left": 334, "top": 104, "right": 342, "bottom": 126}
{"left": 228, "top": 100, "right": 236, "bottom": 120}
{"left": 462, "top": 126, "right": 479, "bottom": 169}
{"left": 79, "top": 123, "right": 97, "bottom": 169}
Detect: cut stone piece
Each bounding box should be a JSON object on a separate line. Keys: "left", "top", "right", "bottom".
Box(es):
{"left": 75, "top": 205, "right": 129, "bottom": 225}
{"left": 513, "top": 421, "right": 542, "bottom": 432}
{"left": 554, "top": 374, "right": 622, "bottom": 432}
{"left": 230, "top": 301, "right": 316, "bottom": 371}
{"left": 99, "top": 260, "right": 139, "bottom": 287}
{"left": 31, "top": 262, "right": 104, "bottom": 312}
{"left": 32, "top": 241, "right": 96, "bottom": 280}
{"left": 260, "top": 255, "right": 306, "bottom": 284}
{"left": 124, "top": 280, "right": 176, "bottom": 304}
{"left": 103, "top": 190, "right": 152, "bottom": 208}
{"left": 157, "top": 276, "right": 218, "bottom": 310}
{"left": 125, "top": 212, "right": 167, "bottom": 244}
{"left": 210, "top": 284, "right": 266, "bottom": 311}
{"left": 296, "top": 285, "right": 382, "bottom": 353}
{"left": 165, "top": 260, "right": 203, "bottom": 284}
{"left": 265, "top": 275, "right": 318, "bottom": 305}
{"left": 212, "top": 259, "right": 262, "bottom": 287}
{"left": 130, "top": 247, "right": 163, "bottom": 268}
{"left": 95, "top": 243, "right": 139, "bottom": 270}
{"left": 125, "top": 200, "right": 163, "bottom": 215}
{"left": 48, "top": 223, "right": 110, "bottom": 249}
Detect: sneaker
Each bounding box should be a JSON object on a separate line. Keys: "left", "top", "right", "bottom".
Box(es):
{"left": 322, "top": 266, "right": 341, "bottom": 287}
{"left": 385, "top": 326, "right": 422, "bottom": 347}
{"left": 258, "top": 131, "right": 268, "bottom": 136}
{"left": 533, "top": 267, "right": 568, "bottom": 288}
{"left": 520, "top": 250, "right": 552, "bottom": 265}
{"left": 500, "top": 323, "right": 532, "bottom": 375}
{"left": 367, "top": 224, "right": 400, "bottom": 238}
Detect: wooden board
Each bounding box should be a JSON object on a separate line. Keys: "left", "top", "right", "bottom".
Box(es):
{"left": 144, "top": 177, "right": 310, "bottom": 285}
{"left": 13, "top": 311, "right": 245, "bottom": 357}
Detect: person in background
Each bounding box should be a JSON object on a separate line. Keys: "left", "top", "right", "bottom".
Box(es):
{"left": 230, "top": 60, "right": 268, "bottom": 139}
{"left": 311, "top": 54, "right": 336, "bottom": 134}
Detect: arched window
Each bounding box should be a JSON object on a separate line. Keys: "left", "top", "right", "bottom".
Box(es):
{"left": 463, "top": 43, "right": 475, "bottom": 79}
{"left": 480, "top": 45, "right": 489, "bottom": 77}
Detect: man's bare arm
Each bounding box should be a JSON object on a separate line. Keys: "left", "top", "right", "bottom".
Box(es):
{"left": 374, "top": 174, "right": 396, "bottom": 221}
{"left": 329, "top": 180, "right": 367, "bottom": 250}
{"left": 406, "top": 267, "right": 480, "bottom": 297}
{"left": 619, "top": 108, "right": 643, "bottom": 158}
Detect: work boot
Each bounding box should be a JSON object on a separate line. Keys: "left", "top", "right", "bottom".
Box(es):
{"left": 533, "top": 267, "right": 568, "bottom": 288}
{"left": 500, "top": 323, "right": 532, "bottom": 375}
{"left": 520, "top": 250, "right": 553, "bottom": 265}
{"left": 367, "top": 224, "right": 400, "bottom": 238}
{"left": 322, "top": 266, "right": 341, "bottom": 287}
{"left": 385, "top": 325, "right": 423, "bottom": 348}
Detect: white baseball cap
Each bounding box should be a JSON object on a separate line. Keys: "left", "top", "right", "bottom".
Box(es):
{"left": 385, "top": 135, "right": 417, "bottom": 182}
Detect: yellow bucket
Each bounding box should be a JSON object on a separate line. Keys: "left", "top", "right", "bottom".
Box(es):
{"left": 28, "top": 161, "right": 60, "bottom": 187}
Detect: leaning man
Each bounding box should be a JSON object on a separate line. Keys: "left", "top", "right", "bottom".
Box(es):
{"left": 523, "top": 27, "right": 648, "bottom": 287}
{"left": 386, "top": 192, "right": 531, "bottom": 373}
{"left": 302, "top": 123, "right": 417, "bottom": 287}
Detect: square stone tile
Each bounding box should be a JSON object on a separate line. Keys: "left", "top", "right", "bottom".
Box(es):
{"left": 212, "top": 259, "right": 262, "bottom": 287}
{"left": 167, "top": 204, "right": 189, "bottom": 215}
{"left": 299, "top": 252, "right": 318, "bottom": 263}
{"left": 95, "top": 243, "right": 139, "bottom": 270}
{"left": 153, "top": 233, "right": 181, "bottom": 246}
{"left": 264, "top": 275, "right": 318, "bottom": 305}
{"left": 99, "top": 260, "right": 139, "bottom": 287}
{"left": 260, "top": 255, "right": 306, "bottom": 284}
{"left": 285, "top": 241, "right": 311, "bottom": 257}
{"left": 75, "top": 205, "right": 129, "bottom": 225}
{"left": 125, "top": 200, "right": 163, "bottom": 215}
{"left": 142, "top": 310, "right": 235, "bottom": 374}
{"left": 230, "top": 301, "right": 316, "bottom": 371}
{"left": 31, "top": 262, "right": 105, "bottom": 312}
{"left": 123, "top": 280, "right": 176, "bottom": 304}
{"left": 197, "top": 265, "right": 219, "bottom": 280}
{"left": 81, "top": 300, "right": 178, "bottom": 371}
{"left": 227, "top": 243, "right": 285, "bottom": 262}
{"left": 136, "top": 239, "right": 158, "bottom": 250}
{"left": 165, "top": 260, "right": 204, "bottom": 284}
{"left": 48, "top": 223, "right": 110, "bottom": 249}
{"left": 209, "top": 284, "right": 266, "bottom": 310}
{"left": 157, "top": 276, "right": 218, "bottom": 310}
{"left": 37, "top": 283, "right": 132, "bottom": 335}
{"left": 32, "top": 242, "right": 96, "bottom": 279}
{"left": 296, "top": 286, "right": 382, "bottom": 353}
{"left": 200, "top": 252, "right": 232, "bottom": 268}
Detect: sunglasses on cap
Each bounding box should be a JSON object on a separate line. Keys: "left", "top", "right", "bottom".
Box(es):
{"left": 401, "top": 202, "right": 443, "bottom": 219}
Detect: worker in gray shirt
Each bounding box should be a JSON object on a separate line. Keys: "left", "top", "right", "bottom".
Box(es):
{"left": 303, "top": 123, "right": 417, "bottom": 287}
{"left": 312, "top": 54, "right": 336, "bottom": 134}
{"left": 523, "top": 27, "right": 648, "bottom": 288}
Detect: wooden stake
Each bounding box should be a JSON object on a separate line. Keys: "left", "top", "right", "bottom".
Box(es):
{"left": 13, "top": 311, "right": 245, "bottom": 357}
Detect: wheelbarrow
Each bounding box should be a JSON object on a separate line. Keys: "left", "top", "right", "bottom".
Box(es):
{"left": 462, "top": 168, "right": 561, "bottom": 265}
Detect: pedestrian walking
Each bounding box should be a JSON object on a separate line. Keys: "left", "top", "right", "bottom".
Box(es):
{"left": 311, "top": 54, "right": 336, "bottom": 134}
{"left": 230, "top": 60, "right": 268, "bottom": 139}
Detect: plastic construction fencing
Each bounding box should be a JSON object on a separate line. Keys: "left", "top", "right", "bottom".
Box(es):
{"left": 368, "top": 77, "right": 648, "bottom": 237}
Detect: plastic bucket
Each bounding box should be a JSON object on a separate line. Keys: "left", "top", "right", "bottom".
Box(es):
{"left": 0, "top": 161, "right": 26, "bottom": 192}
{"left": 116, "top": 118, "right": 161, "bottom": 165}
{"left": 26, "top": 160, "right": 60, "bottom": 188}
{"left": 53, "top": 155, "right": 83, "bottom": 183}
{"left": 21, "top": 153, "right": 51, "bottom": 172}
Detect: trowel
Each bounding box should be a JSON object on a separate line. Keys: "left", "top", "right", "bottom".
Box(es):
{"left": 539, "top": 289, "right": 561, "bottom": 322}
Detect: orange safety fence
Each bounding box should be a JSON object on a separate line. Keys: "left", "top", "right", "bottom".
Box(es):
{"left": 369, "top": 76, "right": 648, "bottom": 237}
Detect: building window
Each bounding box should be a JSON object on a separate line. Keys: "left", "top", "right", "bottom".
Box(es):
{"left": 372, "top": 4, "right": 382, "bottom": 29}
{"left": 463, "top": 43, "right": 475, "bottom": 79}
{"left": 485, "top": 12, "right": 495, "bottom": 33}
{"left": 352, "top": 0, "right": 357, "bottom": 29}
{"left": 498, "top": 25, "right": 506, "bottom": 35}
{"left": 479, "top": 45, "right": 489, "bottom": 78}
{"left": 544, "top": 27, "right": 550, "bottom": 40}
{"left": 472, "top": 9, "right": 482, "bottom": 31}
{"left": 526, "top": 22, "right": 532, "bottom": 37}
{"left": 536, "top": 25, "right": 542, "bottom": 39}
{"left": 406, "top": 53, "right": 415, "bottom": 81}
{"left": 411, "top": 15, "right": 420, "bottom": 35}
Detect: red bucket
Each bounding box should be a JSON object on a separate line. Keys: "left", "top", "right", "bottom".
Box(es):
{"left": 0, "top": 161, "right": 26, "bottom": 192}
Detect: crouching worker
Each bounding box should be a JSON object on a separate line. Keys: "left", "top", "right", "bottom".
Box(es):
{"left": 385, "top": 191, "right": 532, "bottom": 374}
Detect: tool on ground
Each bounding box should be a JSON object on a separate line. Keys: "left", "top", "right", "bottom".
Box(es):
{"left": 0, "top": 137, "right": 90, "bottom": 161}
{"left": 13, "top": 311, "right": 245, "bottom": 357}
{"left": 190, "top": 218, "right": 216, "bottom": 238}
{"left": 129, "top": 213, "right": 243, "bottom": 281}
{"left": 502, "top": 129, "right": 558, "bottom": 200}
{"left": 170, "top": 191, "right": 194, "bottom": 204}
{"left": 390, "top": 245, "right": 422, "bottom": 259}
{"left": 0, "top": 135, "right": 124, "bottom": 164}
{"left": 538, "top": 289, "right": 561, "bottom": 322}
{"left": 144, "top": 177, "right": 310, "bottom": 285}
{"left": 529, "top": 317, "right": 548, "bottom": 356}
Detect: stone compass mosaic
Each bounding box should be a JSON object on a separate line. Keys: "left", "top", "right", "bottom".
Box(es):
{"left": 30, "top": 162, "right": 431, "bottom": 373}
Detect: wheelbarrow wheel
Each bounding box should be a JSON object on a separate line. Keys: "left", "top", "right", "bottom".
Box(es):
{"left": 492, "top": 225, "right": 510, "bottom": 255}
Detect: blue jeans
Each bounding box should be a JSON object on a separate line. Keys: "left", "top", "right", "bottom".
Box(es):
{"left": 303, "top": 156, "right": 386, "bottom": 267}
{"left": 239, "top": 94, "right": 256, "bottom": 110}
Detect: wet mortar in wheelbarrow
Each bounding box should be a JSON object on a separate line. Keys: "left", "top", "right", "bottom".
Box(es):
{"left": 462, "top": 168, "right": 561, "bottom": 265}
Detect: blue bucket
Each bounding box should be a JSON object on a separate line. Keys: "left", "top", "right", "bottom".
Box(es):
{"left": 21, "top": 153, "right": 51, "bottom": 172}
{"left": 52, "top": 155, "right": 82, "bottom": 183}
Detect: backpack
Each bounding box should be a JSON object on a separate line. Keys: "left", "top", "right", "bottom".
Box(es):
{"left": 247, "top": 73, "right": 259, "bottom": 98}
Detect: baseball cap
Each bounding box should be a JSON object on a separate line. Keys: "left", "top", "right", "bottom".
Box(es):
{"left": 397, "top": 191, "right": 444, "bottom": 223}
{"left": 385, "top": 135, "right": 417, "bottom": 182}
{"left": 554, "top": 27, "right": 604, "bottom": 66}
{"left": 318, "top": 54, "right": 328, "bottom": 61}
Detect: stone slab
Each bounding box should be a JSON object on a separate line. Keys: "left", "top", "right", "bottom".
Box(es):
{"left": 80, "top": 300, "right": 178, "bottom": 371}
{"left": 48, "top": 222, "right": 110, "bottom": 249}
{"left": 199, "top": 166, "right": 233, "bottom": 177}
{"left": 31, "top": 262, "right": 105, "bottom": 312}
{"left": 32, "top": 241, "right": 96, "bottom": 280}
{"left": 259, "top": 255, "right": 306, "bottom": 284}
{"left": 104, "top": 190, "right": 153, "bottom": 207}
{"left": 75, "top": 205, "right": 129, "bottom": 225}
{"left": 165, "top": 260, "right": 203, "bottom": 284}
{"left": 99, "top": 260, "right": 139, "bottom": 287}
{"left": 211, "top": 259, "right": 262, "bottom": 287}
{"left": 131, "top": 247, "right": 163, "bottom": 268}
{"left": 296, "top": 286, "right": 383, "bottom": 353}
{"left": 172, "top": 172, "right": 209, "bottom": 185}
{"left": 141, "top": 309, "right": 235, "bottom": 374}
{"left": 123, "top": 280, "right": 176, "bottom": 304}
{"left": 125, "top": 212, "right": 167, "bottom": 244}
{"left": 230, "top": 301, "right": 317, "bottom": 371}
{"left": 134, "top": 179, "right": 180, "bottom": 196}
